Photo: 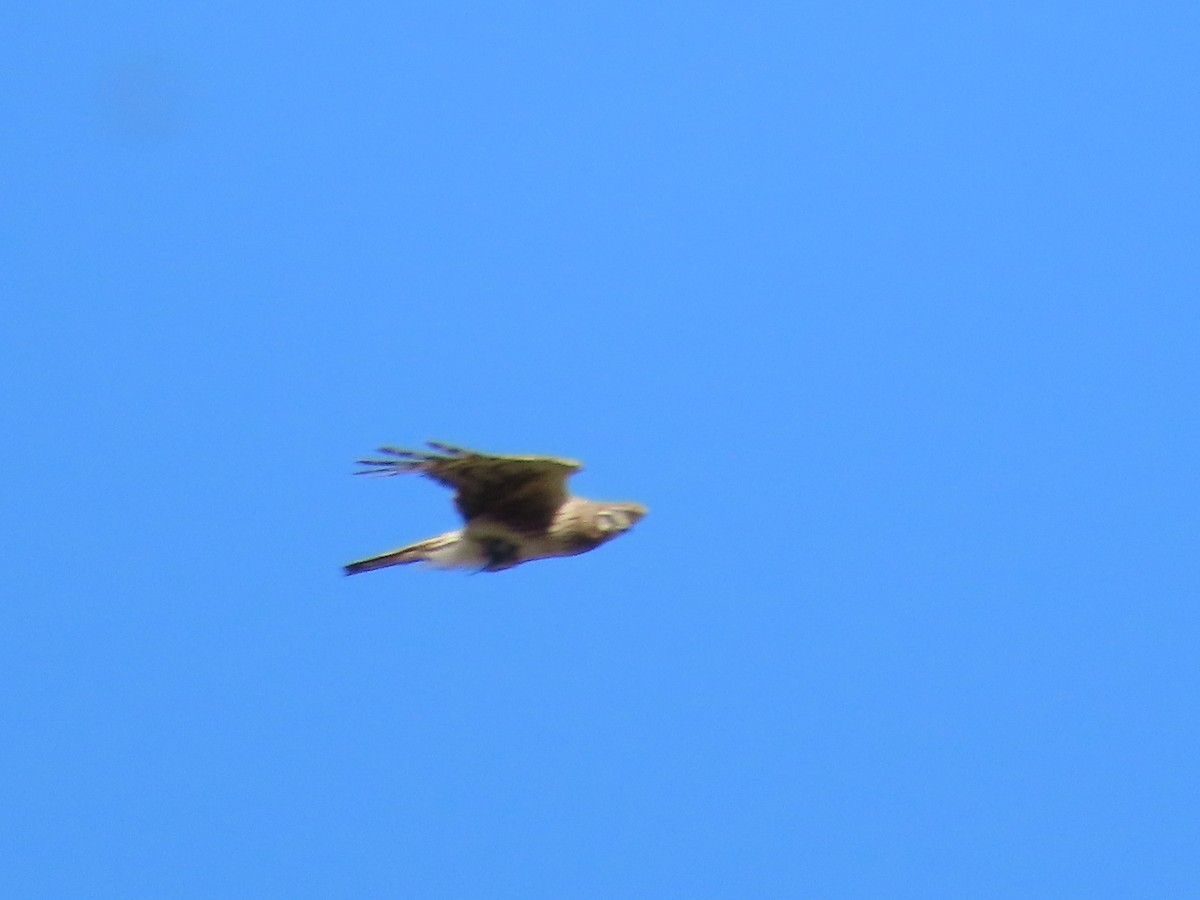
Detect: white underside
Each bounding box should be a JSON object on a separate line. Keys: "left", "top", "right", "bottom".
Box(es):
{"left": 423, "top": 525, "right": 562, "bottom": 571}
{"left": 425, "top": 535, "right": 489, "bottom": 570}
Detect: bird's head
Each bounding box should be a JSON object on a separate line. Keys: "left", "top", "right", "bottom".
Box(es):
{"left": 591, "top": 502, "right": 648, "bottom": 541}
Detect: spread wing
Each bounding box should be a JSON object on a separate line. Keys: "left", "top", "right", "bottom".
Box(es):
{"left": 355, "top": 441, "right": 583, "bottom": 532}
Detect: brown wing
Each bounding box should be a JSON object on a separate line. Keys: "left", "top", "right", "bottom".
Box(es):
{"left": 355, "top": 441, "right": 583, "bottom": 532}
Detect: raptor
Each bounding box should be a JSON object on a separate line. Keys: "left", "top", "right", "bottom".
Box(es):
{"left": 345, "top": 441, "right": 647, "bottom": 575}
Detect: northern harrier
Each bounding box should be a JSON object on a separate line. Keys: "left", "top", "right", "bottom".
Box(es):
{"left": 345, "top": 441, "right": 647, "bottom": 575}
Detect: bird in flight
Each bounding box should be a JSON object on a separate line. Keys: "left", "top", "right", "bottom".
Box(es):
{"left": 345, "top": 441, "right": 647, "bottom": 575}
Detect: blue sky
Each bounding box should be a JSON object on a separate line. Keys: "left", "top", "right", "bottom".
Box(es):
{"left": 3, "top": 1, "right": 1197, "bottom": 896}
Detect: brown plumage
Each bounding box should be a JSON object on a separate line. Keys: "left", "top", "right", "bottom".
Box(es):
{"left": 345, "top": 441, "right": 647, "bottom": 575}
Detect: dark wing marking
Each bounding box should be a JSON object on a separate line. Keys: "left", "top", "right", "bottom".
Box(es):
{"left": 355, "top": 441, "right": 582, "bottom": 532}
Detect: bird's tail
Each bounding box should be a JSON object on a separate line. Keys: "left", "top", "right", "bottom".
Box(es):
{"left": 343, "top": 531, "right": 464, "bottom": 576}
